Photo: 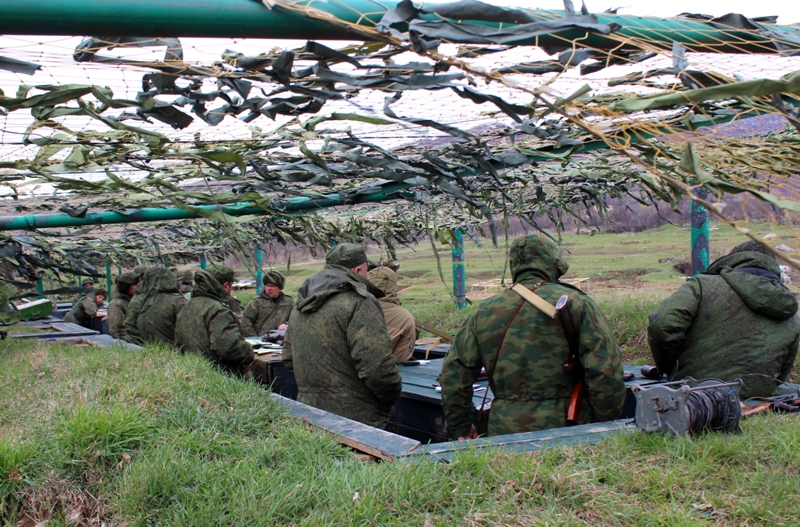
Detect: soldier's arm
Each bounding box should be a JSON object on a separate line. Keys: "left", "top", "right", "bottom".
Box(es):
{"left": 395, "top": 314, "right": 417, "bottom": 363}
{"left": 282, "top": 310, "right": 296, "bottom": 371}
{"left": 240, "top": 300, "right": 259, "bottom": 337}
{"left": 647, "top": 280, "right": 702, "bottom": 375}
{"left": 440, "top": 314, "right": 482, "bottom": 438}
{"left": 208, "top": 309, "right": 253, "bottom": 370}
{"left": 108, "top": 303, "right": 125, "bottom": 339}
{"left": 576, "top": 298, "right": 626, "bottom": 423}
{"left": 83, "top": 297, "right": 98, "bottom": 317}
{"left": 778, "top": 330, "right": 800, "bottom": 383}
{"left": 347, "top": 298, "right": 402, "bottom": 408}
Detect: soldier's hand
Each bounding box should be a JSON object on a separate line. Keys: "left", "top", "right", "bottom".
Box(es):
{"left": 458, "top": 425, "right": 479, "bottom": 441}
{"left": 240, "top": 362, "right": 253, "bottom": 375}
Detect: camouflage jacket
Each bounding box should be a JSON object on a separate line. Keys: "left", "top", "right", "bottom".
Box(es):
{"left": 369, "top": 266, "right": 418, "bottom": 363}
{"left": 283, "top": 265, "right": 402, "bottom": 429}
{"left": 175, "top": 270, "right": 253, "bottom": 373}
{"left": 107, "top": 289, "right": 132, "bottom": 339}
{"left": 241, "top": 291, "right": 294, "bottom": 337}
{"left": 135, "top": 268, "right": 187, "bottom": 346}
{"left": 649, "top": 251, "right": 800, "bottom": 398}
{"left": 441, "top": 236, "right": 626, "bottom": 437}
{"left": 124, "top": 293, "right": 145, "bottom": 345}
{"left": 63, "top": 296, "right": 99, "bottom": 328}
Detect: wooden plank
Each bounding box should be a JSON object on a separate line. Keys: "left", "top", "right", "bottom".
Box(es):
{"left": 271, "top": 394, "right": 422, "bottom": 461}
{"left": 408, "top": 419, "right": 636, "bottom": 461}
{"left": 12, "top": 329, "right": 99, "bottom": 339}
{"left": 51, "top": 322, "right": 98, "bottom": 334}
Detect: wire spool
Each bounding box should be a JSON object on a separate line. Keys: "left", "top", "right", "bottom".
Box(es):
{"left": 687, "top": 386, "right": 741, "bottom": 434}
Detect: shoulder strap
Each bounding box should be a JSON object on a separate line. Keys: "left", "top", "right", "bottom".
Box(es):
{"left": 510, "top": 282, "right": 557, "bottom": 318}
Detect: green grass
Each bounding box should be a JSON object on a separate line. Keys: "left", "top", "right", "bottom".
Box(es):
{"left": 1, "top": 339, "right": 799, "bottom": 525}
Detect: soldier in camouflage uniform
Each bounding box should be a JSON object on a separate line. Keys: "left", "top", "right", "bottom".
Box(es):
{"left": 177, "top": 270, "right": 194, "bottom": 299}
{"left": 133, "top": 267, "right": 187, "bottom": 346}
{"left": 648, "top": 241, "right": 800, "bottom": 399}
{"left": 368, "top": 266, "right": 418, "bottom": 363}
{"left": 175, "top": 266, "right": 253, "bottom": 375}
{"left": 241, "top": 271, "right": 294, "bottom": 337}
{"left": 283, "top": 243, "right": 402, "bottom": 429}
{"left": 107, "top": 272, "right": 140, "bottom": 339}
{"left": 64, "top": 289, "right": 107, "bottom": 328}
{"left": 440, "top": 234, "right": 625, "bottom": 439}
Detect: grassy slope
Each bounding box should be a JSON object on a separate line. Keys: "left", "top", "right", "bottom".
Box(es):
{"left": 2, "top": 341, "right": 799, "bottom": 526}
{"left": 3, "top": 222, "right": 800, "bottom": 525}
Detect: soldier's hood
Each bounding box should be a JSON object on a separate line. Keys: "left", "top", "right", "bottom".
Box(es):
{"left": 110, "top": 289, "right": 131, "bottom": 302}
{"left": 368, "top": 266, "right": 400, "bottom": 305}
{"left": 192, "top": 270, "right": 230, "bottom": 302}
{"left": 296, "top": 265, "right": 384, "bottom": 313}
{"left": 509, "top": 235, "right": 569, "bottom": 283}
{"left": 704, "top": 251, "right": 797, "bottom": 320}
{"left": 139, "top": 267, "right": 180, "bottom": 294}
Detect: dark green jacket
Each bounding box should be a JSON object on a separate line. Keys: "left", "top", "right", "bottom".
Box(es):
{"left": 63, "top": 296, "right": 100, "bottom": 328}
{"left": 175, "top": 270, "right": 253, "bottom": 373}
{"left": 124, "top": 293, "right": 145, "bottom": 345}
{"left": 441, "top": 236, "right": 626, "bottom": 437}
{"left": 283, "top": 265, "right": 402, "bottom": 429}
{"left": 136, "top": 268, "right": 187, "bottom": 346}
{"left": 107, "top": 289, "right": 131, "bottom": 339}
{"left": 648, "top": 251, "right": 800, "bottom": 398}
{"left": 241, "top": 291, "right": 294, "bottom": 337}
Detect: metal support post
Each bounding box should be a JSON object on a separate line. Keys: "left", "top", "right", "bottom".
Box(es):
{"left": 106, "top": 261, "right": 113, "bottom": 294}
{"left": 255, "top": 244, "right": 264, "bottom": 294}
{"left": 199, "top": 253, "right": 208, "bottom": 270}
{"left": 691, "top": 188, "right": 710, "bottom": 275}
{"left": 35, "top": 277, "right": 43, "bottom": 299}
{"left": 452, "top": 228, "right": 467, "bottom": 309}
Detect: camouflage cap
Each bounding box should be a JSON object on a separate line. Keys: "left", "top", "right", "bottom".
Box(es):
{"left": 178, "top": 270, "right": 194, "bottom": 285}
{"left": 132, "top": 264, "right": 149, "bottom": 277}
{"left": 208, "top": 265, "right": 235, "bottom": 285}
{"left": 116, "top": 271, "right": 141, "bottom": 288}
{"left": 326, "top": 243, "right": 367, "bottom": 269}
{"left": 509, "top": 234, "right": 569, "bottom": 282}
{"left": 729, "top": 241, "right": 776, "bottom": 260}
{"left": 263, "top": 270, "right": 286, "bottom": 289}
{"left": 82, "top": 280, "right": 94, "bottom": 287}
{"left": 95, "top": 288, "right": 108, "bottom": 299}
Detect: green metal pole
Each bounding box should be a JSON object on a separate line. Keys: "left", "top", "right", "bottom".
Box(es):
{"left": 106, "top": 261, "right": 113, "bottom": 294}
{"left": 452, "top": 228, "right": 466, "bottom": 310}
{"left": 0, "top": 0, "right": 797, "bottom": 54}
{"left": 35, "top": 277, "right": 43, "bottom": 299}
{"left": 255, "top": 244, "right": 263, "bottom": 295}
{"left": 0, "top": 183, "right": 418, "bottom": 231}
{"left": 199, "top": 253, "right": 208, "bottom": 270}
{"left": 691, "top": 189, "right": 710, "bottom": 275}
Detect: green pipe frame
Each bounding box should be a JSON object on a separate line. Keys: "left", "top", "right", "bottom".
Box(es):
{"left": 0, "top": 0, "right": 798, "bottom": 54}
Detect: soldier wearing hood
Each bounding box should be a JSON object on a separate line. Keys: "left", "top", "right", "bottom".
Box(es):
{"left": 241, "top": 271, "right": 294, "bottom": 337}
{"left": 440, "top": 234, "right": 625, "bottom": 439}
{"left": 283, "top": 243, "right": 402, "bottom": 429}
{"left": 108, "top": 272, "right": 140, "bottom": 340}
{"left": 648, "top": 241, "right": 800, "bottom": 399}
{"left": 368, "top": 266, "right": 418, "bottom": 363}
{"left": 175, "top": 266, "right": 253, "bottom": 375}
{"left": 131, "top": 267, "right": 188, "bottom": 346}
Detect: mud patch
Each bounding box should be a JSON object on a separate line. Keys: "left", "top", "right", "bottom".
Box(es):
{"left": 595, "top": 269, "right": 649, "bottom": 282}
{"left": 399, "top": 270, "right": 427, "bottom": 279}
{"left": 470, "top": 271, "right": 500, "bottom": 280}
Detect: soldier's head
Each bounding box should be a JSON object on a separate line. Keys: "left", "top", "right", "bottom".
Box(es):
{"left": 368, "top": 266, "right": 398, "bottom": 298}
{"left": 177, "top": 270, "right": 194, "bottom": 292}
{"left": 94, "top": 289, "right": 108, "bottom": 306}
{"left": 83, "top": 280, "right": 94, "bottom": 288}
{"left": 262, "top": 271, "right": 286, "bottom": 299}
{"left": 729, "top": 241, "right": 776, "bottom": 260}
{"left": 116, "top": 271, "right": 141, "bottom": 297}
{"left": 208, "top": 265, "right": 235, "bottom": 295}
{"left": 326, "top": 243, "right": 369, "bottom": 277}
{"left": 508, "top": 234, "right": 569, "bottom": 282}
{"left": 132, "top": 264, "right": 149, "bottom": 279}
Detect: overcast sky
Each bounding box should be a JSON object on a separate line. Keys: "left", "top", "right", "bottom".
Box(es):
{"left": 484, "top": 0, "right": 800, "bottom": 24}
